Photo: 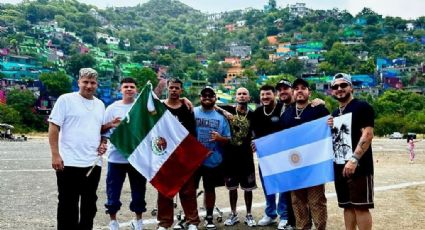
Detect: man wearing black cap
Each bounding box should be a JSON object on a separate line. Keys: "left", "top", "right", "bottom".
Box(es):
{"left": 328, "top": 73, "right": 374, "bottom": 230}
{"left": 280, "top": 78, "right": 330, "bottom": 230}
{"left": 194, "top": 86, "right": 231, "bottom": 230}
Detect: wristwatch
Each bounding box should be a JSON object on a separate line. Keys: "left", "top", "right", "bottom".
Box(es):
{"left": 349, "top": 155, "right": 359, "bottom": 164}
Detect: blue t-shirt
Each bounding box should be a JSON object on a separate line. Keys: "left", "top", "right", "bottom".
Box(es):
{"left": 194, "top": 106, "right": 231, "bottom": 168}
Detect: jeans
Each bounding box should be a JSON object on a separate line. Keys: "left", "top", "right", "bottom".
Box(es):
{"left": 259, "top": 167, "right": 289, "bottom": 220}
{"left": 105, "top": 162, "right": 147, "bottom": 214}
{"left": 56, "top": 166, "right": 101, "bottom": 230}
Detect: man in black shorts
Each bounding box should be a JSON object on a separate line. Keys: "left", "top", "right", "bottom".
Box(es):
{"left": 194, "top": 86, "right": 231, "bottom": 230}
{"left": 216, "top": 87, "right": 257, "bottom": 227}
{"left": 328, "top": 73, "right": 374, "bottom": 230}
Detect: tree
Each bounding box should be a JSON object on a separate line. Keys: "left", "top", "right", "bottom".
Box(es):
{"left": 39, "top": 72, "right": 72, "bottom": 97}
{"left": 130, "top": 67, "right": 158, "bottom": 89}
{"left": 0, "top": 104, "right": 21, "bottom": 126}
{"left": 206, "top": 61, "right": 227, "bottom": 83}
{"left": 6, "top": 89, "right": 45, "bottom": 131}
{"left": 65, "top": 54, "right": 96, "bottom": 78}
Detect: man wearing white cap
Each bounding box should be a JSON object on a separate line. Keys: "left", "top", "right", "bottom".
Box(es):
{"left": 328, "top": 73, "right": 375, "bottom": 230}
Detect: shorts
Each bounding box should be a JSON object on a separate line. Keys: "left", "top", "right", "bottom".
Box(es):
{"left": 195, "top": 164, "right": 225, "bottom": 192}
{"left": 225, "top": 171, "right": 257, "bottom": 191}
{"left": 334, "top": 165, "right": 374, "bottom": 209}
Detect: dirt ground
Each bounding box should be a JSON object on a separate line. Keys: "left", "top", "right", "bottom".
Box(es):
{"left": 0, "top": 138, "right": 424, "bottom": 230}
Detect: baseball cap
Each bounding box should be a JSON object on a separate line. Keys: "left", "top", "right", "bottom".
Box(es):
{"left": 275, "top": 79, "right": 292, "bottom": 90}
{"left": 200, "top": 86, "right": 216, "bottom": 96}
{"left": 331, "top": 73, "right": 352, "bottom": 86}
{"left": 292, "top": 78, "right": 309, "bottom": 88}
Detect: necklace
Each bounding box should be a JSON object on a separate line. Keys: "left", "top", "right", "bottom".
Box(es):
{"left": 235, "top": 107, "right": 248, "bottom": 121}
{"left": 338, "top": 106, "right": 346, "bottom": 116}
{"left": 339, "top": 98, "right": 353, "bottom": 116}
{"left": 80, "top": 96, "right": 95, "bottom": 111}
{"left": 295, "top": 106, "right": 306, "bottom": 119}
{"left": 263, "top": 103, "right": 277, "bottom": 116}
{"left": 280, "top": 103, "right": 289, "bottom": 116}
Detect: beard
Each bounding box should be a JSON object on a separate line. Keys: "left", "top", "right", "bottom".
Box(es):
{"left": 333, "top": 93, "right": 351, "bottom": 103}
{"left": 237, "top": 101, "right": 248, "bottom": 106}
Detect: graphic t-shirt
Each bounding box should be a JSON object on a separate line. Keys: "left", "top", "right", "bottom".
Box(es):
{"left": 194, "top": 107, "right": 231, "bottom": 168}
{"left": 331, "top": 99, "right": 375, "bottom": 175}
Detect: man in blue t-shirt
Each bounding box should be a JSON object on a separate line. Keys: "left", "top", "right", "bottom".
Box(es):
{"left": 194, "top": 86, "right": 231, "bottom": 230}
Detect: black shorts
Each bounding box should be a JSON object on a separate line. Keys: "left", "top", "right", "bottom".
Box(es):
{"left": 225, "top": 171, "right": 257, "bottom": 191}
{"left": 334, "top": 165, "right": 374, "bottom": 209}
{"left": 195, "top": 164, "right": 225, "bottom": 192}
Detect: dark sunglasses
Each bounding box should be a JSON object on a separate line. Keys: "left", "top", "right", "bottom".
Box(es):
{"left": 201, "top": 94, "right": 215, "bottom": 98}
{"left": 331, "top": 83, "right": 349, "bottom": 90}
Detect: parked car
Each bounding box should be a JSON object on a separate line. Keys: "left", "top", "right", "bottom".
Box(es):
{"left": 389, "top": 132, "right": 403, "bottom": 139}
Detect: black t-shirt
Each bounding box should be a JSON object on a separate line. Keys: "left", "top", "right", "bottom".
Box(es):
{"left": 281, "top": 104, "right": 329, "bottom": 129}
{"left": 164, "top": 103, "right": 196, "bottom": 136}
{"left": 332, "top": 99, "right": 375, "bottom": 175}
{"left": 219, "top": 105, "right": 255, "bottom": 175}
{"left": 251, "top": 102, "right": 284, "bottom": 139}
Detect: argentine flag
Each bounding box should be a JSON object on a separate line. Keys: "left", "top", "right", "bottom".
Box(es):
{"left": 254, "top": 116, "right": 334, "bottom": 195}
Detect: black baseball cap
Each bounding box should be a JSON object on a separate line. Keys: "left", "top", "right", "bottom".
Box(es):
{"left": 292, "top": 78, "right": 309, "bottom": 88}
{"left": 275, "top": 79, "right": 292, "bottom": 90}
{"left": 200, "top": 86, "right": 216, "bottom": 96}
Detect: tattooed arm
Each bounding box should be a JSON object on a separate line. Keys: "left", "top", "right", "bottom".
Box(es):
{"left": 343, "top": 126, "right": 374, "bottom": 177}
{"left": 353, "top": 126, "right": 374, "bottom": 159}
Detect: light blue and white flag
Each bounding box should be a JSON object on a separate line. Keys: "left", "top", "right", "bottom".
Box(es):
{"left": 254, "top": 116, "right": 334, "bottom": 195}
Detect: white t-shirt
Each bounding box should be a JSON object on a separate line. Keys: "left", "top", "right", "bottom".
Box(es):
{"left": 103, "top": 100, "right": 133, "bottom": 164}
{"left": 48, "top": 92, "right": 105, "bottom": 167}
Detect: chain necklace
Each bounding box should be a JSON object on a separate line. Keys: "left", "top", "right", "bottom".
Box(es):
{"left": 263, "top": 103, "right": 277, "bottom": 116}
{"left": 338, "top": 106, "right": 346, "bottom": 116}
{"left": 80, "top": 96, "right": 95, "bottom": 111}
{"left": 295, "top": 106, "right": 306, "bottom": 119}
{"left": 338, "top": 98, "right": 353, "bottom": 116}
{"left": 235, "top": 107, "right": 248, "bottom": 121}
{"left": 280, "top": 103, "right": 289, "bottom": 116}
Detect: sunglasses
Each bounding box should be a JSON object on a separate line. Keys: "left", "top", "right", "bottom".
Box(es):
{"left": 201, "top": 94, "right": 215, "bottom": 98}
{"left": 331, "top": 83, "right": 349, "bottom": 90}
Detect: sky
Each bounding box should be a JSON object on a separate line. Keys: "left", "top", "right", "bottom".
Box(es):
{"left": 2, "top": 0, "right": 425, "bottom": 20}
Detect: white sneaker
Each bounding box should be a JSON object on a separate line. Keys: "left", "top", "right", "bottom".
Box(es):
{"left": 257, "top": 215, "right": 276, "bottom": 226}
{"left": 224, "top": 213, "right": 239, "bottom": 226}
{"left": 157, "top": 227, "right": 168, "bottom": 230}
{"left": 131, "top": 219, "right": 143, "bottom": 230}
{"left": 244, "top": 214, "right": 257, "bottom": 227}
{"left": 187, "top": 224, "right": 198, "bottom": 230}
{"left": 277, "top": 219, "right": 291, "bottom": 230}
{"left": 109, "top": 220, "right": 120, "bottom": 230}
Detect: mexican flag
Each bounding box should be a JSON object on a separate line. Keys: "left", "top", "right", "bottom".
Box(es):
{"left": 110, "top": 83, "right": 210, "bottom": 198}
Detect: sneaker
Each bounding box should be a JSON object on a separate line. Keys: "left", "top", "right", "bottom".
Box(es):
{"left": 130, "top": 219, "right": 143, "bottom": 230}
{"left": 173, "top": 221, "right": 186, "bottom": 229}
{"left": 224, "top": 213, "right": 239, "bottom": 226}
{"left": 187, "top": 224, "right": 198, "bottom": 230}
{"left": 109, "top": 220, "right": 119, "bottom": 230}
{"left": 157, "top": 227, "right": 168, "bottom": 230}
{"left": 204, "top": 216, "right": 217, "bottom": 230}
{"left": 244, "top": 214, "right": 256, "bottom": 227}
{"left": 277, "top": 219, "right": 292, "bottom": 230}
{"left": 258, "top": 215, "right": 276, "bottom": 226}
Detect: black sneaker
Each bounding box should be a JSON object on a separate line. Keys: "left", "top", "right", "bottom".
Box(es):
{"left": 204, "top": 216, "right": 216, "bottom": 230}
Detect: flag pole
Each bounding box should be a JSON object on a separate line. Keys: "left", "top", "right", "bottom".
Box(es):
{"left": 86, "top": 155, "right": 102, "bottom": 177}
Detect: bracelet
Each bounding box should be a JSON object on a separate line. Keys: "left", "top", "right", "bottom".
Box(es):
{"left": 352, "top": 154, "right": 360, "bottom": 161}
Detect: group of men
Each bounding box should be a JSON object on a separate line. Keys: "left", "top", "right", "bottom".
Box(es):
{"left": 48, "top": 68, "right": 375, "bottom": 230}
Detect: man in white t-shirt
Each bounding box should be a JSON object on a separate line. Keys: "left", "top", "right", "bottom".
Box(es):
{"left": 101, "top": 78, "right": 147, "bottom": 230}
{"left": 48, "top": 68, "right": 106, "bottom": 230}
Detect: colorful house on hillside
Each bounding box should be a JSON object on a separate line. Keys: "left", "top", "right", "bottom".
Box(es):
{"left": 224, "top": 57, "right": 244, "bottom": 84}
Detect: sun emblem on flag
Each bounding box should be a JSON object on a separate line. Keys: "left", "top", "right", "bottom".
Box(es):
{"left": 151, "top": 136, "right": 167, "bottom": 156}
{"left": 289, "top": 150, "right": 302, "bottom": 166}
